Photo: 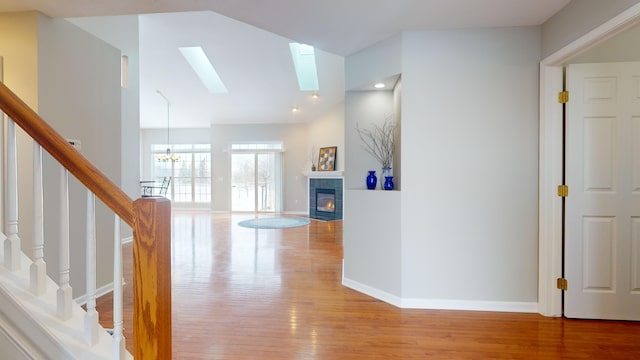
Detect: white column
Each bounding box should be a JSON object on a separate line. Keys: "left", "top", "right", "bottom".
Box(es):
{"left": 30, "top": 142, "right": 46, "bottom": 295}
{"left": 4, "top": 118, "right": 20, "bottom": 270}
{"left": 57, "top": 167, "right": 72, "bottom": 320}
{"left": 112, "top": 215, "right": 126, "bottom": 359}
{"left": 85, "top": 191, "right": 100, "bottom": 345}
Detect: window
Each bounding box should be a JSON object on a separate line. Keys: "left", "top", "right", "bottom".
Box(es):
{"left": 151, "top": 144, "right": 211, "bottom": 204}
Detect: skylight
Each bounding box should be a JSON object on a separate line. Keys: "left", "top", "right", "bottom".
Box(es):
{"left": 289, "top": 43, "right": 319, "bottom": 91}
{"left": 179, "top": 46, "right": 228, "bottom": 94}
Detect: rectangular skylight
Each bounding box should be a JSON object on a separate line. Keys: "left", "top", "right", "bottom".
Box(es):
{"left": 179, "top": 46, "right": 228, "bottom": 94}
{"left": 289, "top": 43, "right": 319, "bottom": 91}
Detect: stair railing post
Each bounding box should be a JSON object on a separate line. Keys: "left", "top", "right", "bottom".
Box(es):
{"left": 112, "top": 215, "right": 125, "bottom": 360}
{"left": 30, "top": 142, "right": 46, "bottom": 295}
{"left": 4, "top": 117, "right": 20, "bottom": 270}
{"left": 57, "top": 167, "right": 72, "bottom": 320}
{"left": 133, "top": 197, "right": 172, "bottom": 360}
{"left": 84, "top": 190, "right": 100, "bottom": 345}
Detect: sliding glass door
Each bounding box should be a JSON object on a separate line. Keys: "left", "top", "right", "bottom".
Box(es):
{"left": 231, "top": 152, "right": 276, "bottom": 212}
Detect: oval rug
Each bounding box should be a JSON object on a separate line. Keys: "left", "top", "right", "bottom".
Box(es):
{"left": 238, "top": 217, "right": 310, "bottom": 229}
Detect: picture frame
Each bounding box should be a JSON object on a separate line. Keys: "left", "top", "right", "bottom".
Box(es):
{"left": 318, "top": 146, "right": 337, "bottom": 171}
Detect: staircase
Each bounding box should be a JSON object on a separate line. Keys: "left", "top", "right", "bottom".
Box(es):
{"left": 0, "top": 82, "right": 172, "bottom": 359}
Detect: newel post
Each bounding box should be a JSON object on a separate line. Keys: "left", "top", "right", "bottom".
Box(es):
{"left": 132, "top": 197, "right": 172, "bottom": 359}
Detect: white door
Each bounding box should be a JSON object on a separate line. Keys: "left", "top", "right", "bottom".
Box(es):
{"left": 565, "top": 62, "right": 640, "bottom": 320}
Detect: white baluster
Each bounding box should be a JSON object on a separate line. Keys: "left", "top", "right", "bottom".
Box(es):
{"left": 30, "top": 142, "right": 46, "bottom": 295}
{"left": 57, "top": 167, "right": 72, "bottom": 320}
{"left": 112, "top": 215, "right": 125, "bottom": 359}
{"left": 4, "top": 118, "right": 20, "bottom": 270}
{"left": 85, "top": 191, "right": 100, "bottom": 345}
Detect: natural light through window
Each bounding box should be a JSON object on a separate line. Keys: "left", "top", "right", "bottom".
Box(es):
{"left": 152, "top": 144, "right": 211, "bottom": 203}
{"left": 179, "top": 46, "right": 228, "bottom": 94}
{"left": 289, "top": 43, "right": 319, "bottom": 91}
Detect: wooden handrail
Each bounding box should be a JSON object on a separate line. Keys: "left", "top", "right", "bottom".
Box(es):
{"left": 0, "top": 82, "right": 134, "bottom": 227}
{"left": 0, "top": 81, "right": 172, "bottom": 358}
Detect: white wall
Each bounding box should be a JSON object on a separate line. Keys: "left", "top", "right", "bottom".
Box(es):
{"left": 400, "top": 28, "right": 540, "bottom": 304}
{"left": 306, "top": 102, "right": 345, "bottom": 172}
{"left": 37, "top": 14, "right": 122, "bottom": 298}
{"left": 542, "top": 0, "right": 640, "bottom": 58}
{"left": 67, "top": 16, "right": 141, "bottom": 245}
{"left": 66, "top": 15, "right": 141, "bottom": 202}
{"left": 344, "top": 27, "right": 540, "bottom": 310}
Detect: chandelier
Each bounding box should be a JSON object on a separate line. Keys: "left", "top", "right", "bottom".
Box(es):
{"left": 156, "top": 90, "right": 180, "bottom": 162}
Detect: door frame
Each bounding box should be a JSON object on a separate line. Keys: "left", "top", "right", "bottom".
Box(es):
{"left": 538, "top": 4, "right": 640, "bottom": 316}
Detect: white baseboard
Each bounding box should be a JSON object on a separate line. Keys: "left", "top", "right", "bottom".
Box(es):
{"left": 341, "top": 278, "right": 403, "bottom": 307}
{"left": 400, "top": 298, "right": 538, "bottom": 313}
{"left": 342, "top": 277, "right": 538, "bottom": 313}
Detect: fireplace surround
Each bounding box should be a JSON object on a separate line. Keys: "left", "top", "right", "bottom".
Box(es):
{"left": 309, "top": 178, "right": 343, "bottom": 220}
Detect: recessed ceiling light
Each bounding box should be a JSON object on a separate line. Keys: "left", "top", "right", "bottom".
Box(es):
{"left": 374, "top": 83, "right": 385, "bottom": 89}
{"left": 179, "top": 46, "right": 228, "bottom": 94}
{"left": 291, "top": 106, "right": 299, "bottom": 112}
{"left": 311, "top": 93, "right": 319, "bottom": 99}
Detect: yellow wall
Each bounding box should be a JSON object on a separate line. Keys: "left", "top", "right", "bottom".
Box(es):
{"left": 0, "top": 11, "right": 39, "bottom": 256}
{"left": 0, "top": 11, "right": 38, "bottom": 109}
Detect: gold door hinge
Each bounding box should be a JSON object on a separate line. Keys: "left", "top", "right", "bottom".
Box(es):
{"left": 558, "top": 91, "right": 569, "bottom": 104}
{"left": 557, "top": 185, "right": 569, "bottom": 197}
{"left": 557, "top": 278, "right": 568, "bottom": 291}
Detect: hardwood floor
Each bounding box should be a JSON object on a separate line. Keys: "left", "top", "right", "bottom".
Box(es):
{"left": 96, "top": 211, "right": 640, "bottom": 359}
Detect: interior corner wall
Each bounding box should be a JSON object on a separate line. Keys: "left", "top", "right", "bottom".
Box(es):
{"left": 344, "top": 90, "right": 395, "bottom": 189}
{"left": 306, "top": 101, "right": 345, "bottom": 172}
{"left": 541, "top": 0, "right": 640, "bottom": 59}
{"left": 392, "top": 78, "right": 402, "bottom": 190}
{"left": 400, "top": 27, "right": 540, "bottom": 305}
{"left": 37, "top": 14, "right": 122, "bottom": 298}
{"left": 345, "top": 34, "right": 402, "bottom": 90}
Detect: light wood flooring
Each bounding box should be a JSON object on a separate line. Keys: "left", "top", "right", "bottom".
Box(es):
{"left": 96, "top": 211, "right": 640, "bottom": 359}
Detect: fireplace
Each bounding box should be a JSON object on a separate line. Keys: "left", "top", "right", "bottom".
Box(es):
{"left": 316, "top": 189, "right": 336, "bottom": 215}
{"left": 309, "top": 178, "right": 343, "bottom": 220}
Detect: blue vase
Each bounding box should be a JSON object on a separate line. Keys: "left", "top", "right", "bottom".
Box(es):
{"left": 383, "top": 176, "right": 394, "bottom": 190}
{"left": 366, "top": 171, "right": 377, "bottom": 190}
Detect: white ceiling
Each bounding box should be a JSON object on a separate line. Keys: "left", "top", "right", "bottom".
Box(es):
{"left": 0, "top": 0, "right": 571, "bottom": 128}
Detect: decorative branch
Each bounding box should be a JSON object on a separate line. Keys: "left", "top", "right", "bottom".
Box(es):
{"left": 309, "top": 146, "right": 318, "bottom": 168}
{"left": 356, "top": 115, "right": 396, "bottom": 168}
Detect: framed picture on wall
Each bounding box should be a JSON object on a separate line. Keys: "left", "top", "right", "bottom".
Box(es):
{"left": 318, "top": 146, "right": 337, "bottom": 171}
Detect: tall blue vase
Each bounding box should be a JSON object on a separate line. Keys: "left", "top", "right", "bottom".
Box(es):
{"left": 382, "top": 167, "right": 392, "bottom": 190}
{"left": 383, "top": 176, "right": 394, "bottom": 190}
{"left": 366, "top": 171, "right": 377, "bottom": 190}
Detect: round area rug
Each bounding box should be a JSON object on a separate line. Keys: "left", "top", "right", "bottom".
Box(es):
{"left": 238, "top": 217, "right": 310, "bottom": 229}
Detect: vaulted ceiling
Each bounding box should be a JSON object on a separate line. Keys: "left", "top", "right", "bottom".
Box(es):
{"left": 0, "top": 0, "right": 571, "bottom": 128}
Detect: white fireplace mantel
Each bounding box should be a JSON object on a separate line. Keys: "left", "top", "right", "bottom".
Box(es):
{"left": 302, "top": 170, "right": 344, "bottom": 178}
